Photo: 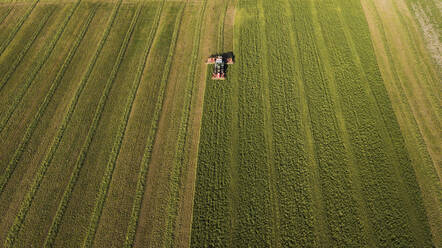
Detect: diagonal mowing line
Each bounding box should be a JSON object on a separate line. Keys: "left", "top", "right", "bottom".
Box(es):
{"left": 80, "top": 4, "right": 142, "bottom": 248}
{"left": 0, "top": 0, "right": 40, "bottom": 57}
{"left": 40, "top": 2, "right": 126, "bottom": 247}
{"left": 0, "top": 6, "right": 55, "bottom": 92}
{"left": 122, "top": 1, "right": 186, "bottom": 247}
{"left": 163, "top": 0, "right": 208, "bottom": 246}
{"left": 0, "top": 0, "right": 83, "bottom": 197}
{"left": 2, "top": 4, "right": 96, "bottom": 248}
{"left": 0, "top": 0, "right": 81, "bottom": 134}
{"left": 0, "top": 4, "right": 14, "bottom": 26}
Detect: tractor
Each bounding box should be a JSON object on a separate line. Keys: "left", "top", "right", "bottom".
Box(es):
{"left": 206, "top": 54, "right": 234, "bottom": 80}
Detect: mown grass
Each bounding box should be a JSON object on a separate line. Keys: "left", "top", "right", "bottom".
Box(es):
{"left": 89, "top": 3, "right": 160, "bottom": 247}
{"left": 123, "top": 3, "right": 184, "bottom": 247}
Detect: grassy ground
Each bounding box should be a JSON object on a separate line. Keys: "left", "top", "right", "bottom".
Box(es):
{"left": 0, "top": 0, "right": 439, "bottom": 247}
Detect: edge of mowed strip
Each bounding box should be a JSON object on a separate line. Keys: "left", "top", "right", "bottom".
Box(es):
{"left": 0, "top": 0, "right": 82, "bottom": 198}
{"left": 0, "top": 2, "right": 14, "bottom": 26}
{"left": 1, "top": 3, "right": 97, "bottom": 247}
{"left": 0, "top": 0, "right": 39, "bottom": 57}
{"left": 0, "top": 0, "right": 80, "bottom": 135}
{"left": 162, "top": 0, "right": 208, "bottom": 246}
{"left": 122, "top": 2, "right": 185, "bottom": 247}
{"left": 80, "top": 3, "right": 142, "bottom": 247}
{"left": 0, "top": 6, "right": 54, "bottom": 92}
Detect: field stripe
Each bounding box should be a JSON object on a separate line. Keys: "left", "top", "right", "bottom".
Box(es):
{"left": 1, "top": 3, "right": 95, "bottom": 247}
{"left": 162, "top": 0, "right": 207, "bottom": 246}
{"left": 0, "top": 1, "right": 81, "bottom": 135}
{"left": 0, "top": 3, "right": 14, "bottom": 26}
{"left": 0, "top": 0, "right": 40, "bottom": 57}
{"left": 284, "top": 0, "right": 329, "bottom": 245}
{"left": 0, "top": 0, "right": 82, "bottom": 198}
{"left": 123, "top": 2, "right": 185, "bottom": 246}
{"left": 80, "top": 4, "right": 142, "bottom": 247}
{"left": 335, "top": 2, "right": 430, "bottom": 244}
{"left": 256, "top": 0, "right": 281, "bottom": 247}
{"left": 0, "top": 7, "right": 54, "bottom": 92}
{"left": 39, "top": 3, "right": 126, "bottom": 247}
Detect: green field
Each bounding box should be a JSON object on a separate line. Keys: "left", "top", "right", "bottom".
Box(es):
{"left": 0, "top": 0, "right": 440, "bottom": 247}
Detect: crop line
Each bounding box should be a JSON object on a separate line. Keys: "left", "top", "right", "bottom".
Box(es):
{"left": 0, "top": 7, "right": 55, "bottom": 92}
{"left": 0, "top": 0, "right": 82, "bottom": 199}
{"left": 162, "top": 0, "right": 207, "bottom": 246}
{"left": 122, "top": 2, "right": 186, "bottom": 247}
{"left": 80, "top": 4, "right": 142, "bottom": 247}
{"left": 256, "top": 0, "right": 281, "bottom": 246}
{"left": 308, "top": 0, "right": 372, "bottom": 245}
{"left": 38, "top": 2, "right": 126, "bottom": 247}
{"left": 0, "top": 0, "right": 81, "bottom": 135}
{"left": 0, "top": 4, "right": 13, "bottom": 26}
{"left": 284, "top": 0, "right": 329, "bottom": 245}
{"left": 0, "top": 0, "right": 40, "bottom": 57}
{"left": 1, "top": 2, "right": 93, "bottom": 247}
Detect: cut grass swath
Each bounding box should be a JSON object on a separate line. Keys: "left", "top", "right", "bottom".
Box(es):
{"left": 41, "top": 3, "right": 125, "bottom": 247}
{"left": 1, "top": 6, "right": 96, "bottom": 248}
{"left": 0, "top": 4, "right": 14, "bottom": 26}
{"left": 0, "top": 0, "right": 82, "bottom": 198}
{"left": 123, "top": 3, "right": 185, "bottom": 247}
{"left": 0, "top": 0, "right": 81, "bottom": 134}
{"left": 0, "top": 0, "right": 40, "bottom": 57}
{"left": 81, "top": 4, "right": 142, "bottom": 247}
{"left": 162, "top": 0, "right": 208, "bottom": 245}
{"left": 0, "top": 7, "right": 54, "bottom": 92}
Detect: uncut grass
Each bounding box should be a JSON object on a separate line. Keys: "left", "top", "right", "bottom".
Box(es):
{"left": 0, "top": 3, "right": 63, "bottom": 123}
{"left": 261, "top": 0, "right": 317, "bottom": 245}
{"left": 89, "top": 3, "right": 159, "bottom": 248}
{"left": 45, "top": 6, "right": 137, "bottom": 248}
{"left": 290, "top": 0, "right": 369, "bottom": 246}
{"left": 361, "top": 1, "right": 442, "bottom": 246}
{"left": 315, "top": 0, "right": 430, "bottom": 246}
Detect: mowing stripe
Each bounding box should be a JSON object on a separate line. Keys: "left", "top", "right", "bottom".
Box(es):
{"left": 122, "top": 2, "right": 186, "bottom": 247}
{"left": 0, "top": 3, "right": 14, "bottom": 26}
{"left": 40, "top": 2, "right": 125, "bottom": 247}
{"left": 284, "top": 0, "right": 329, "bottom": 245}
{"left": 2, "top": 3, "right": 94, "bottom": 248}
{"left": 0, "top": 0, "right": 82, "bottom": 198}
{"left": 0, "top": 0, "right": 40, "bottom": 57}
{"left": 256, "top": 0, "right": 281, "bottom": 246}
{"left": 0, "top": 0, "right": 81, "bottom": 134}
{"left": 80, "top": 4, "right": 142, "bottom": 247}
{"left": 0, "top": 7, "right": 55, "bottom": 92}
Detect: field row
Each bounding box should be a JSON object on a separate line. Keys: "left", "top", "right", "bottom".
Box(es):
{"left": 0, "top": 1, "right": 202, "bottom": 247}
{"left": 190, "top": 0, "right": 437, "bottom": 247}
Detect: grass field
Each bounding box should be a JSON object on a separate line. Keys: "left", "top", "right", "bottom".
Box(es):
{"left": 0, "top": 0, "right": 440, "bottom": 247}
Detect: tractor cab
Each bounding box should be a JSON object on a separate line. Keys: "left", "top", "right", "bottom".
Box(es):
{"left": 206, "top": 53, "right": 234, "bottom": 80}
